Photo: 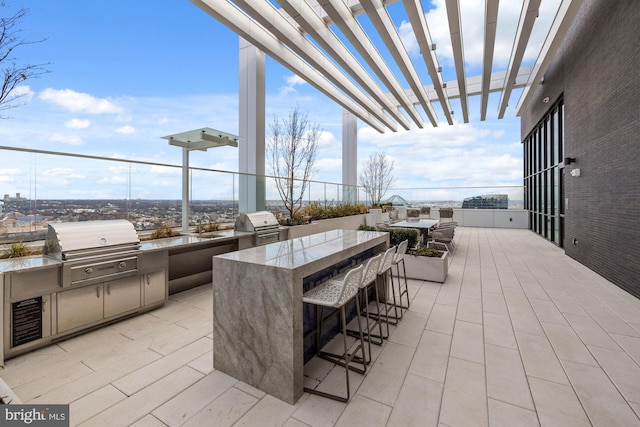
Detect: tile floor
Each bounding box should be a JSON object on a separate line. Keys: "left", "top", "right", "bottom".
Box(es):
{"left": 2, "top": 227, "right": 640, "bottom": 426}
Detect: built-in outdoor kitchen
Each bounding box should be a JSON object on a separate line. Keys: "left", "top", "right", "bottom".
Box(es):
{"left": 0, "top": 213, "right": 285, "bottom": 364}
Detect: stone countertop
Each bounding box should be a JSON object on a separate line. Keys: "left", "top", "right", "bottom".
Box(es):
{"left": 0, "top": 229, "right": 254, "bottom": 273}
{"left": 139, "top": 229, "right": 253, "bottom": 251}
{"left": 213, "top": 229, "right": 388, "bottom": 271}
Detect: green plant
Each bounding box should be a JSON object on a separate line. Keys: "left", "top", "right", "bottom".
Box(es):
{"left": 195, "top": 221, "right": 219, "bottom": 233}
{"left": 151, "top": 226, "right": 180, "bottom": 239}
{"left": 378, "top": 227, "right": 420, "bottom": 248}
{"left": 411, "top": 246, "right": 444, "bottom": 257}
{"left": 358, "top": 225, "right": 376, "bottom": 231}
{"left": 5, "top": 241, "right": 30, "bottom": 258}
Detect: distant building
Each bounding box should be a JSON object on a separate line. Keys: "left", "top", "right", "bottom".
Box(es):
{"left": 462, "top": 194, "right": 508, "bottom": 209}
{"left": 3, "top": 193, "right": 27, "bottom": 202}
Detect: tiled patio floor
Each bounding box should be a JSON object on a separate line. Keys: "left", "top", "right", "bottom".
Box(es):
{"left": 3, "top": 227, "right": 640, "bottom": 426}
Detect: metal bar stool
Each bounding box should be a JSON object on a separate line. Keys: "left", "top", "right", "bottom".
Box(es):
{"left": 392, "top": 239, "right": 410, "bottom": 318}
{"left": 303, "top": 264, "right": 366, "bottom": 402}
{"left": 346, "top": 253, "right": 385, "bottom": 363}
{"left": 370, "top": 246, "right": 399, "bottom": 331}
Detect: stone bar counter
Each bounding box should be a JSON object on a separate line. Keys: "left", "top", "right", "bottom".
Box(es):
{"left": 211, "top": 229, "right": 389, "bottom": 404}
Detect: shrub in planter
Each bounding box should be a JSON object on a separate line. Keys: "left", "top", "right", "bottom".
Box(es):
{"left": 404, "top": 245, "right": 448, "bottom": 282}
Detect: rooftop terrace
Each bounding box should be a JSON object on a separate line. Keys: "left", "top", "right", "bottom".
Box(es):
{"left": 3, "top": 227, "right": 640, "bottom": 426}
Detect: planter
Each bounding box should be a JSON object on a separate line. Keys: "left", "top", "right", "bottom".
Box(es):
{"left": 283, "top": 214, "right": 367, "bottom": 239}
{"left": 402, "top": 251, "right": 448, "bottom": 283}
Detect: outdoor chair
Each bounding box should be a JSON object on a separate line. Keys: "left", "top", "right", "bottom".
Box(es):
{"left": 427, "top": 223, "right": 457, "bottom": 253}
{"left": 303, "top": 264, "right": 366, "bottom": 402}
{"left": 392, "top": 240, "right": 410, "bottom": 317}
{"left": 345, "top": 253, "right": 385, "bottom": 362}
{"left": 439, "top": 207, "right": 454, "bottom": 222}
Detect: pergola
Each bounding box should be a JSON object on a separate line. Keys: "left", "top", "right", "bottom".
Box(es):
{"left": 189, "top": 0, "right": 583, "bottom": 210}
{"left": 162, "top": 127, "right": 239, "bottom": 232}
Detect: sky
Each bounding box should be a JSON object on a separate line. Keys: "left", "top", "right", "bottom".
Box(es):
{"left": 0, "top": 0, "right": 561, "bottom": 202}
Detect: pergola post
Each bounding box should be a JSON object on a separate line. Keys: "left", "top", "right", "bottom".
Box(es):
{"left": 342, "top": 109, "right": 358, "bottom": 203}
{"left": 238, "top": 37, "right": 266, "bottom": 213}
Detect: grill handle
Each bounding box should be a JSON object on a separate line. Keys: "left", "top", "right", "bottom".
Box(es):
{"left": 97, "top": 286, "right": 101, "bottom": 298}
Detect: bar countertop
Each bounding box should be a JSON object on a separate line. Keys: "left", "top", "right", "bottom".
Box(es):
{"left": 213, "top": 229, "right": 388, "bottom": 270}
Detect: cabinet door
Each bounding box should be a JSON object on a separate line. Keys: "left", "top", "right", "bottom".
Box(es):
{"left": 58, "top": 285, "right": 103, "bottom": 333}
{"left": 143, "top": 270, "right": 167, "bottom": 306}
{"left": 104, "top": 276, "right": 141, "bottom": 318}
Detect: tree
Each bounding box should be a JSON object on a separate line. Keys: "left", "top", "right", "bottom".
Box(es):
{"left": 0, "top": 3, "right": 49, "bottom": 118}
{"left": 268, "top": 106, "right": 320, "bottom": 223}
{"left": 359, "top": 151, "right": 394, "bottom": 207}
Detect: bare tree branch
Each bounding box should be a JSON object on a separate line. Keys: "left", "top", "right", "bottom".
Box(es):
{"left": 359, "top": 152, "right": 395, "bottom": 207}
{"left": 0, "top": 2, "right": 50, "bottom": 118}
{"left": 268, "top": 105, "right": 320, "bottom": 223}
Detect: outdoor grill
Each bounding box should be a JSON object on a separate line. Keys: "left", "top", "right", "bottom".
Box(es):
{"left": 235, "top": 211, "right": 281, "bottom": 246}
{"left": 44, "top": 219, "right": 141, "bottom": 287}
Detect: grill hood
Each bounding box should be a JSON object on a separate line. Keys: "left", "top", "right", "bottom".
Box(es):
{"left": 44, "top": 219, "right": 141, "bottom": 261}
{"left": 235, "top": 211, "right": 279, "bottom": 232}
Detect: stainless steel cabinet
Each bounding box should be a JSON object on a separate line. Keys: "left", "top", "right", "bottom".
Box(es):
{"left": 57, "top": 285, "right": 103, "bottom": 333}
{"left": 143, "top": 270, "right": 166, "bottom": 306}
{"left": 57, "top": 275, "right": 141, "bottom": 333}
{"left": 104, "top": 275, "right": 141, "bottom": 318}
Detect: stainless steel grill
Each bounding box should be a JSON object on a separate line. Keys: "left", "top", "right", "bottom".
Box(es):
{"left": 235, "top": 211, "right": 281, "bottom": 246}
{"left": 44, "top": 219, "right": 141, "bottom": 287}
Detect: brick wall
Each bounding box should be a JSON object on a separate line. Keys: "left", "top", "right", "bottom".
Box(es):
{"left": 521, "top": 0, "right": 640, "bottom": 299}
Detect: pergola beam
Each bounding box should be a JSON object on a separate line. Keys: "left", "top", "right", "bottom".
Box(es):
{"left": 234, "top": 0, "right": 398, "bottom": 131}
{"left": 360, "top": 0, "right": 439, "bottom": 126}
{"left": 402, "top": 0, "right": 454, "bottom": 125}
{"left": 445, "top": 0, "right": 469, "bottom": 123}
{"left": 276, "top": 0, "right": 411, "bottom": 130}
{"left": 498, "top": 0, "right": 541, "bottom": 118}
{"left": 316, "top": 0, "right": 425, "bottom": 128}
{"left": 481, "top": 0, "right": 499, "bottom": 121}
{"left": 191, "top": 0, "right": 386, "bottom": 133}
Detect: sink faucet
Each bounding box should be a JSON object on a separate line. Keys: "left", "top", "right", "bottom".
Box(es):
{"left": 198, "top": 214, "right": 212, "bottom": 237}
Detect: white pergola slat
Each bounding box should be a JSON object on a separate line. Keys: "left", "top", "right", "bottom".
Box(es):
{"left": 445, "top": 0, "right": 469, "bottom": 123}
{"left": 360, "top": 0, "right": 439, "bottom": 126}
{"left": 316, "top": 0, "right": 426, "bottom": 128}
{"left": 497, "top": 0, "right": 541, "bottom": 119}
{"left": 190, "top": 0, "right": 579, "bottom": 132}
{"left": 481, "top": 0, "right": 499, "bottom": 121}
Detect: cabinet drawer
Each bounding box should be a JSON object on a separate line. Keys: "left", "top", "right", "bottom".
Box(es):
{"left": 10, "top": 267, "right": 60, "bottom": 299}
{"left": 57, "top": 285, "right": 103, "bottom": 333}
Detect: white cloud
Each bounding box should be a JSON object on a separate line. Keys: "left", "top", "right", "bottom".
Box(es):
{"left": 157, "top": 117, "right": 169, "bottom": 125}
{"left": 12, "top": 85, "right": 34, "bottom": 100}
{"left": 115, "top": 125, "right": 135, "bottom": 134}
{"left": 97, "top": 176, "right": 127, "bottom": 184}
{"left": 41, "top": 167, "right": 85, "bottom": 179}
{"left": 278, "top": 74, "right": 307, "bottom": 97}
{"left": 150, "top": 165, "right": 181, "bottom": 175}
{"left": 65, "top": 118, "right": 90, "bottom": 129}
{"left": 39, "top": 88, "right": 124, "bottom": 114}
{"left": 398, "top": 20, "right": 419, "bottom": 57}
{"left": 46, "top": 134, "right": 84, "bottom": 145}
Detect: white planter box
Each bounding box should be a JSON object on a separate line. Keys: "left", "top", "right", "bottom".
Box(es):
{"left": 402, "top": 251, "right": 448, "bottom": 283}
{"left": 283, "top": 214, "right": 367, "bottom": 239}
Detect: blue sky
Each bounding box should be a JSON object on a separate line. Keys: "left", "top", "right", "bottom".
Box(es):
{"left": 0, "top": 0, "right": 560, "bottom": 202}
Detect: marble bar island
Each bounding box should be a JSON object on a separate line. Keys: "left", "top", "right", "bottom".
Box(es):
{"left": 211, "top": 229, "right": 389, "bottom": 404}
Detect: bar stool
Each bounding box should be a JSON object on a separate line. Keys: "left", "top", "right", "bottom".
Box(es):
{"left": 303, "top": 264, "right": 366, "bottom": 402}
{"left": 392, "top": 239, "right": 410, "bottom": 318}
{"left": 346, "top": 253, "right": 384, "bottom": 363}
{"left": 371, "top": 246, "right": 398, "bottom": 332}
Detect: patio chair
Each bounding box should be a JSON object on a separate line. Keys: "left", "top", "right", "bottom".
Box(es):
{"left": 419, "top": 206, "right": 431, "bottom": 219}
{"left": 439, "top": 207, "right": 454, "bottom": 222}
{"left": 303, "top": 264, "right": 366, "bottom": 402}
{"left": 427, "top": 223, "right": 456, "bottom": 252}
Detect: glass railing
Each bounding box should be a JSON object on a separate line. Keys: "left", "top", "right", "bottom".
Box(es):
{"left": 0, "top": 146, "right": 524, "bottom": 247}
